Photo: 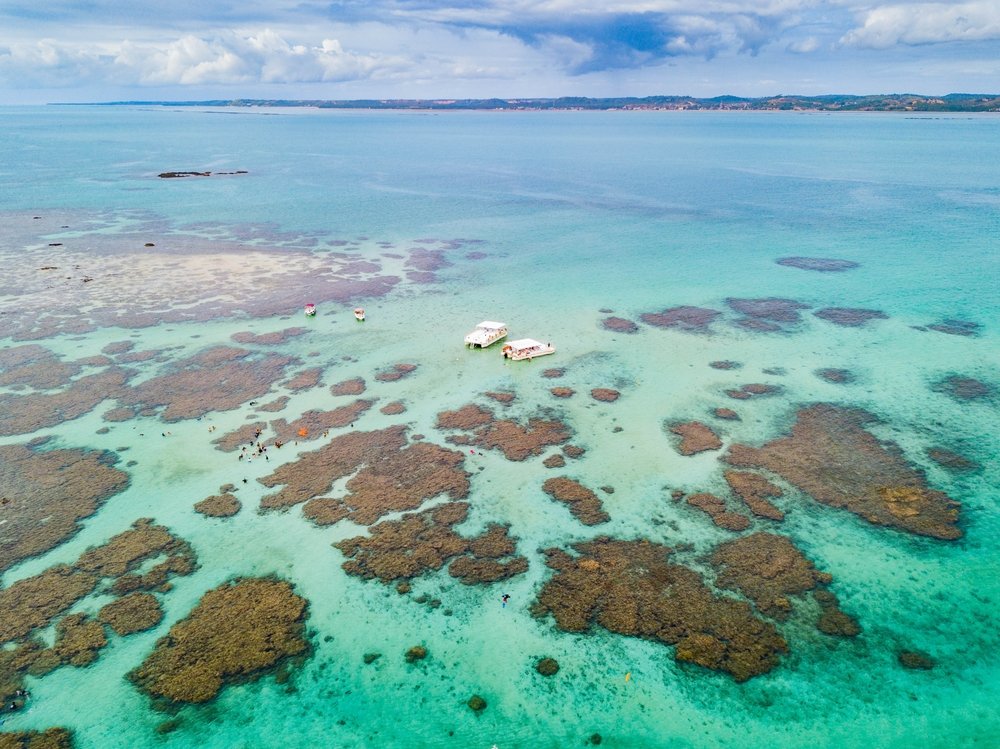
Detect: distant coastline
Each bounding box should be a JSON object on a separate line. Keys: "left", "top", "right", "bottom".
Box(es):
{"left": 62, "top": 93, "right": 1000, "bottom": 112}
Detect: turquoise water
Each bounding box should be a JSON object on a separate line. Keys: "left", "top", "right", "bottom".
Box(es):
{"left": 0, "top": 106, "right": 998, "bottom": 748}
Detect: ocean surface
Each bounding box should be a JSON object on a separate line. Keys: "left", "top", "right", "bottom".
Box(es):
{"left": 0, "top": 106, "right": 998, "bottom": 748}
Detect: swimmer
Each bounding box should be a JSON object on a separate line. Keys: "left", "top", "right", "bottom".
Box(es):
{"left": 501, "top": 593, "right": 510, "bottom": 608}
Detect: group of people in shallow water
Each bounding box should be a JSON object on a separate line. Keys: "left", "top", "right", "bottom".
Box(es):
{"left": 6, "top": 689, "right": 29, "bottom": 713}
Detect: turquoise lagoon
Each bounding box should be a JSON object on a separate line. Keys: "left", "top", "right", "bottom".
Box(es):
{"left": 0, "top": 106, "right": 998, "bottom": 748}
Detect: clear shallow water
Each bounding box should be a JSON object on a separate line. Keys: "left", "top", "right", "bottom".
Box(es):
{"left": 0, "top": 106, "right": 998, "bottom": 748}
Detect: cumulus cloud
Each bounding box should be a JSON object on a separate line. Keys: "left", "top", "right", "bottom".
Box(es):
{"left": 842, "top": 2, "right": 1000, "bottom": 48}
{"left": 0, "top": 30, "right": 397, "bottom": 87}
{"left": 787, "top": 35, "right": 820, "bottom": 53}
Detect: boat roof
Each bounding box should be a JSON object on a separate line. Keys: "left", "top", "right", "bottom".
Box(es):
{"left": 507, "top": 338, "right": 546, "bottom": 348}
{"left": 475, "top": 321, "right": 506, "bottom": 328}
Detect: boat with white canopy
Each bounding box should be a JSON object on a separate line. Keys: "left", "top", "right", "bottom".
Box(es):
{"left": 464, "top": 321, "right": 508, "bottom": 348}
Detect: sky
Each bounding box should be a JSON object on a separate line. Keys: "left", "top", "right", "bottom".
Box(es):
{"left": 0, "top": 1, "right": 998, "bottom": 103}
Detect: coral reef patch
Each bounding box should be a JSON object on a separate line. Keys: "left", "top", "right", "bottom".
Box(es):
{"left": 194, "top": 493, "right": 242, "bottom": 518}
{"left": 542, "top": 478, "right": 610, "bottom": 525}
{"left": 726, "top": 404, "right": 961, "bottom": 540}
{"left": 669, "top": 421, "right": 722, "bottom": 456}
{"left": 129, "top": 577, "right": 309, "bottom": 703}
{"left": 776, "top": 257, "right": 860, "bottom": 272}
{"left": 814, "top": 308, "right": 888, "bottom": 327}
{"left": 532, "top": 538, "right": 787, "bottom": 682}
{"left": 0, "top": 442, "right": 130, "bottom": 572}
{"left": 640, "top": 306, "right": 720, "bottom": 332}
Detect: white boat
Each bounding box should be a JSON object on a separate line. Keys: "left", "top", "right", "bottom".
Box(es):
{"left": 502, "top": 338, "right": 555, "bottom": 360}
{"left": 304, "top": 303, "right": 316, "bottom": 317}
{"left": 464, "top": 320, "right": 508, "bottom": 348}
{"left": 354, "top": 307, "right": 365, "bottom": 321}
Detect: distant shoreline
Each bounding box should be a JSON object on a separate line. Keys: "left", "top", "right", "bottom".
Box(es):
{"left": 55, "top": 93, "right": 1000, "bottom": 112}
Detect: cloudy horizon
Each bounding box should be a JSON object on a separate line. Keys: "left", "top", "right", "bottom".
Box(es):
{"left": 1, "top": 1, "right": 998, "bottom": 104}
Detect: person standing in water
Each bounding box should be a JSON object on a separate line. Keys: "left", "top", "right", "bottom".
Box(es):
{"left": 501, "top": 594, "right": 510, "bottom": 608}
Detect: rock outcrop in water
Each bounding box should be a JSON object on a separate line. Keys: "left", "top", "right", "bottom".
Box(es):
{"left": 726, "top": 404, "right": 962, "bottom": 540}
{"left": 533, "top": 537, "right": 787, "bottom": 682}
{"left": 130, "top": 577, "right": 309, "bottom": 704}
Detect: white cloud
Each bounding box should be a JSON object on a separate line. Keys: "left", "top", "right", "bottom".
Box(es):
{"left": 842, "top": 2, "right": 1000, "bottom": 48}
{"left": 787, "top": 35, "right": 820, "bottom": 53}
{"left": 0, "top": 29, "right": 397, "bottom": 88}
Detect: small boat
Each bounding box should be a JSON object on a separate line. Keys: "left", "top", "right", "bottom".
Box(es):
{"left": 502, "top": 338, "right": 555, "bottom": 361}
{"left": 354, "top": 307, "right": 365, "bottom": 321}
{"left": 304, "top": 303, "right": 316, "bottom": 317}
{"left": 464, "top": 321, "right": 508, "bottom": 348}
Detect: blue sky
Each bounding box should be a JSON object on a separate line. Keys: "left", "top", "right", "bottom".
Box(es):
{"left": 1, "top": 0, "right": 998, "bottom": 102}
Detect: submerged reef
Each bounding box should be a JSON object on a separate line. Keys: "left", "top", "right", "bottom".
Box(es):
{"left": 116, "top": 346, "right": 294, "bottom": 422}
{"left": 590, "top": 388, "right": 620, "bottom": 402}
{"left": 0, "top": 368, "right": 132, "bottom": 436}
{"left": 775, "top": 257, "right": 860, "bottom": 272}
{"left": 330, "top": 377, "right": 366, "bottom": 396}
{"left": 725, "top": 383, "right": 781, "bottom": 400}
{"left": 726, "top": 404, "right": 961, "bottom": 540}
{"left": 437, "top": 403, "right": 572, "bottom": 461}
{"left": 926, "top": 448, "right": 980, "bottom": 472}
{"left": 925, "top": 319, "right": 980, "bottom": 337}
{"left": 0, "top": 220, "right": 407, "bottom": 342}
{"left": 640, "top": 306, "right": 720, "bottom": 332}
{"left": 684, "top": 493, "right": 750, "bottom": 531}
{"left": 0, "top": 728, "right": 74, "bottom": 748}
{"left": 374, "top": 363, "right": 418, "bottom": 383}
{"left": 130, "top": 578, "right": 309, "bottom": 703}
{"left": 231, "top": 327, "right": 307, "bottom": 345}
{"left": 98, "top": 592, "right": 164, "bottom": 636}
{"left": 932, "top": 375, "right": 995, "bottom": 401}
{"left": 542, "top": 478, "right": 610, "bottom": 525}
{"left": 711, "top": 533, "right": 857, "bottom": 636}
{"left": 816, "top": 368, "right": 855, "bottom": 384}
{"left": 0, "top": 443, "right": 130, "bottom": 572}
{"left": 194, "top": 493, "right": 242, "bottom": 518}
{"left": 669, "top": 421, "right": 722, "bottom": 455}
{"left": 532, "top": 538, "right": 787, "bottom": 682}
{"left": 283, "top": 366, "right": 323, "bottom": 392}
{"left": 260, "top": 426, "right": 408, "bottom": 510}
{"left": 724, "top": 471, "right": 785, "bottom": 521}
{"left": 266, "top": 399, "right": 373, "bottom": 444}
{"left": 727, "top": 298, "right": 809, "bottom": 332}
{"left": 814, "top": 308, "right": 888, "bottom": 327}
{"left": 0, "top": 344, "right": 83, "bottom": 390}
{"left": 601, "top": 316, "right": 639, "bottom": 333}
{"left": 336, "top": 502, "right": 528, "bottom": 585}
{"left": 260, "top": 426, "right": 470, "bottom": 526}
{"left": 0, "top": 520, "right": 196, "bottom": 703}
